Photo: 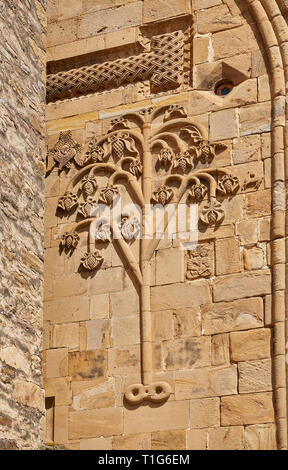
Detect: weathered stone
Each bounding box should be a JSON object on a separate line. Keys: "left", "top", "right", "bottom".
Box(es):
{"left": 69, "top": 407, "right": 123, "bottom": 439}
{"left": 244, "top": 424, "right": 277, "bottom": 450}
{"left": 68, "top": 350, "right": 108, "bottom": 382}
{"left": 215, "top": 238, "right": 241, "bottom": 275}
{"left": 209, "top": 426, "right": 244, "bottom": 450}
{"left": 124, "top": 401, "right": 189, "bottom": 434}
{"left": 190, "top": 397, "right": 220, "bottom": 429}
{"left": 211, "top": 334, "right": 230, "bottom": 366}
{"left": 186, "top": 429, "right": 207, "bottom": 450}
{"left": 151, "top": 281, "right": 211, "bottom": 311}
{"left": 238, "top": 360, "right": 272, "bottom": 393}
{"left": 213, "top": 270, "right": 271, "bottom": 302}
{"left": 162, "top": 337, "right": 210, "bottom": 370}
{"left": 155, "top": 248, "right": 184, "bottom": 285}
{"left": 175, "top": 365, "right": 237, "bottom": 400}
{"left": 202, "top": 298, "right": 263, "bottom": 334}
{"left": 230, "top": 329, "right": 271, "bottom": 362}
{"left": 221, "top": 393, "right": 274, "bottom": 426}
{"left": 210, "top": 109, "right": 238, "bottom": 141}
{"left": 113, "top": 434, "right": 151, "bottom": 450}
{"left": 13, "top": 380, "right": 44, "bottom": 410}
{"left": 151, "top": 430, "right": 186, "bottom": 450}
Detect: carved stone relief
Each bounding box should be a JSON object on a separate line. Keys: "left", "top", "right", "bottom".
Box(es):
{"left": 46, "top": 31, "right": 185, "bottom": 102}
{"left": 48, "top": 104, "right": 261, "bottom": 405}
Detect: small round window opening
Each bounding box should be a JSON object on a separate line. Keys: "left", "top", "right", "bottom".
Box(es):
{"left": 215, "top": 81, "right": 234, "bottom": 96}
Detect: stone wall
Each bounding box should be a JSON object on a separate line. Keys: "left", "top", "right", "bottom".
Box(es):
{"left": 0, "top": 0, "right": 46, "bottom": 450}
{"left": 44, "top": 0, "right": 288, "bottom": 450}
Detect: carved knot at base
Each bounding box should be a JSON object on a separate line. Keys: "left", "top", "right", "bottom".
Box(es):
{"left": 124, "top": 381, "right": 171, "bottom": 404}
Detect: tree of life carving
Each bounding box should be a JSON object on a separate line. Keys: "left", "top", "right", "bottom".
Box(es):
{"left": 48, "top": 104, "right": 258, "bottom": 405}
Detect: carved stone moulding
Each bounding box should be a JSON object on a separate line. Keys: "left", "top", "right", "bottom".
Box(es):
{"left": 124, "top": 381, "right": 172, "bottom": 404}
{"left": 46, "top": 31, "right": 184, "bottom": 102}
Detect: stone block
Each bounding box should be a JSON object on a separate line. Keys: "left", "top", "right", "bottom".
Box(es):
{"left": 173, "top": 307, "right": 201, "bottom": 338}
{"left": 187, "top": 429, "right": 207, "bottom": 450}
{"left": 211, "top": 334, "right": 230, "bottom": 365}
{"left": 243, "top": 247, "right": 264, "bottom": 270}
{"left": 202, "top": 297, "right": 263, "bottom": 334}
{"left": 68, "top": 350, "right": 108, "bottom": 382}
{"left": 197, "top": 4, "right": 242, "bottom": 34}
{"left": 221, "top": 392, "right": 274, "bottom": 426}
{"left": 13, "top": 380, "right": 44, "bottom": 410}
{"left": 143, "top": 0, "right": 190, "bottom": 23}
{"left": 230, "top": 328, "right": 271, "bottom": 361}
{"left": 110, "top": 289, "right": 139, "bottom": 317}
{"left": 79, "top": 3, "right": 142, "bottom": 40}
{"left": 244, "top": 423, "right": 277, "bottom": 450}
{"left": 54, "top": 406, "right": 68, "bottom": 444}
{"left": 51, "top": 323, "right": 79, "bottom": 350}
{"left": 112, "top": 316, "right": 140, "bottom": 347}
{"left": 193, "top": 37, "right": 209, "bottom": 64}
{"left": 152, "top": 311, "right": 174, "bottom": 342}
{"left": 113, "top": 434, "right": 151, "bottom": 450}
{"left": 44, "top": 348, "right": 68, "bottom": 378}
{"left": 162, "top": 337, "right": 210, "bottom": 370}
{"left": 213, "top": 270, "right": 271, "bottom": 302}
{"left": 190, "top": 398, "right": 220, "bottom": 429}
{"left": 151, "top": 430, "right": 186, "bottom": 450}
{"left": 69, "top": 407, "right": 123, "bottom": 439}
{"left": 80, "top": 319, "right": 111, "bottom": 350}
{"left": 236, "top": 219, "right": 258, "bottom": 245}
{"left": 44, "top": 377, "right": 72, "bottom": 406}
{"left": 215, "top": 238, "right": 241, "bottom": 275}
{"left": 90, "top": 293, "right": 110, "bottom": 319}
{"left": 238, "top": 359, "right": 272, "bottom": 393}
{"left": 155, "top": 248, "right": 184, "bottom": 285}
{"left": 108, "top": 346, "right": 140, "bottom": 375}
{"left": 124, "top": 400, "right": 189, "bottom": 434}
{"left": 72, "top": 378, "right": 115, "bottom": 411}
{"left": 80, "top": 437, "right": 112, "bottom": 450}
{"left": 209, "top": 109, "right": 238, "bottom": 141}
{"left": 175, "top": 365, "right": 237, "bottom": 400}
{"left": 240, "top": 102, "right": 272, "bottom": 136}
{"left": 212, "top": 25, "right": 260, "bottom": 61}
{"left": 233, "top": 135, "right": 261, "bottom": 165}
{"left": 245, "top": 190, "right": 271, "bottom": 217}
{"left": 208, "top": 426, "right": 244, "bottom": 450}
{"left": 88, "top": 267, "right": 124, "bottom": 295}
{"left": 151, "top": 281, "right": 211, "bottom": 311}
{"left": 44, "top": 296, "right": 89, "bottom": 324}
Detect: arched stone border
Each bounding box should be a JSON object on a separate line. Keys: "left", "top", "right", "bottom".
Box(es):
{"left": 244, "top": 0, "right": 287, "bottom": 450}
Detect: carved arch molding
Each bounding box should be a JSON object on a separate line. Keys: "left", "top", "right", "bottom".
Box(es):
{"left": 46, "top": 0, "right": 288, "bottom": 450}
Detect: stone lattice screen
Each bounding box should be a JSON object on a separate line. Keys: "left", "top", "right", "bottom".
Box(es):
{"left": 43, "top": 0, "right": 288, "bottom": 451}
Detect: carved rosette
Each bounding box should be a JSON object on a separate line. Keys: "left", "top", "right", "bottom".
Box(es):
{"left": 94, "top": 223, "right": 111, "bottom": 242}
{"left": 152, "top": 185, "right": 174, "bottom": 207}
{"left": 80, "top": 251, "right": 103, "bottom": 271}
{"left": 157, "top": 148, "right": 174, "bottom": 168}
{"left": 99, "top": 185, "right": 119, "bottom": 206}
{"left": 85, "top": 138, "right": 106, "bottom": 163}
{"left": 120, "top": 216, "right": 141, "bottom": 241}
{"left": 47, "top": 131, "right": 83, "bottom": 172}
{"left": 81, "top": 175, "right": 98, "bottom": 197}
{"left": 60, "top": 232, "right": 79, "bottom": 251}
{"left": 218, "top": 174, "right": 240, "bottom": 196}
{"left": 78, "top": 197, "right": 97, "bottom": 218}
{"left": 200, "top": 200, "right": 225, "bottom": 225}
{"left": 107, "top": 132, "right": 138, "bottom": 161}
{"left": 57, "top": 191, "right": 78, "bottom": 212}
{"left": 173, "top": 151, "right": 193, "bottom": 173}
{"left": 129, "top": 159, "right": 142, "bottom": 177}
{"left": 188, "top": 183, "right": 207, "bottom": 203}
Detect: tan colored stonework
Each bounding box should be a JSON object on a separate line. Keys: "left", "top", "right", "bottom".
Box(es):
{"left": 41, "top": 0, "right": 288, "bottom": 452}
